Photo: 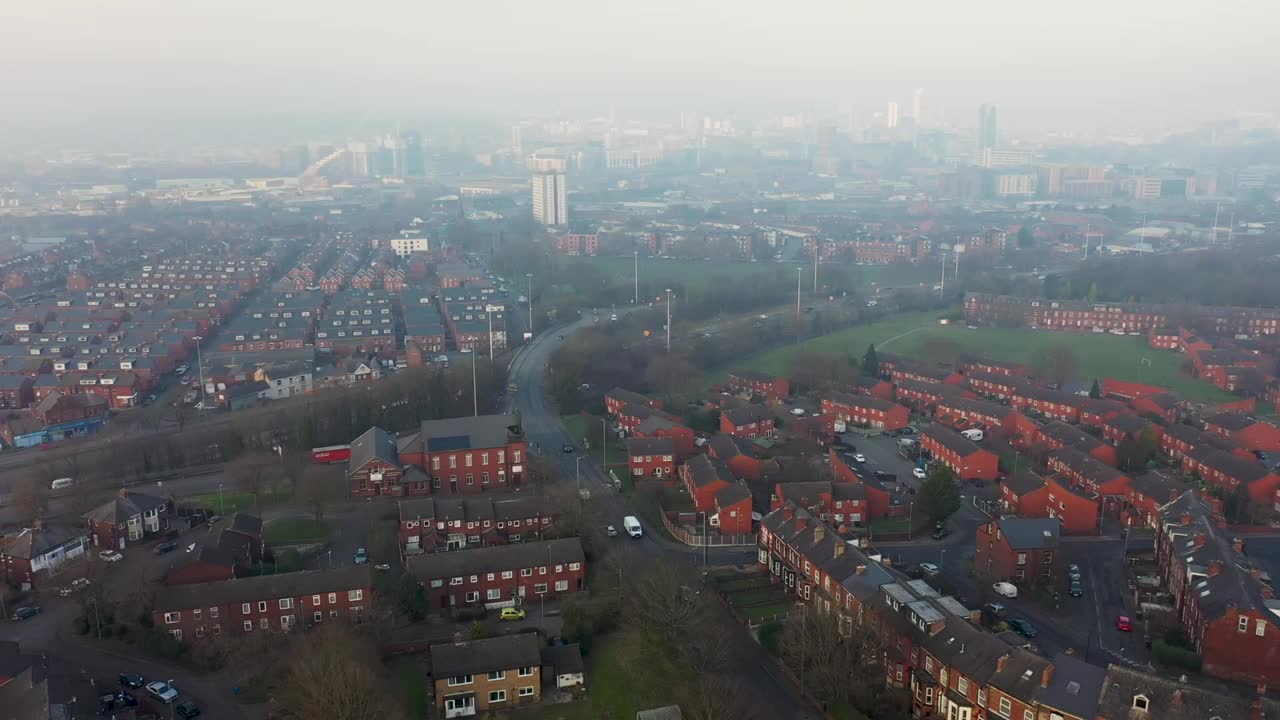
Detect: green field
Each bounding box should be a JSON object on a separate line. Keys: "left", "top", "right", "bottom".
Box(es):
{"left": 263, "top": 517, "right": 333, "bottom": 545}
{"left": 724, "top": 312, "right": 1234, "bottom": 402}
{"left": 179, "top": 489, "right": 290, "bottom": 515}
{"left": 567, "top": 256, "right": 938, "bottom": 295}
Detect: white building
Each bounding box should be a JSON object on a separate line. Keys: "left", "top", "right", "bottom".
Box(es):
{"left": 605, "top": 147, "right": 662, "bottom": 170}
{"left": 982, "top": 149, "right": 1035, "bottom": 168}
{"left": 995, "top": 173, "right": 1037, "bottom": 197}
{"left": 886, "top": 102, "right": 900, "bottom": 129}
{"left": 259, "top": 361, "right": 313, "bottom": 400}
{"left": 390, "top": 236, "right": 430, "bottom": 257}
{"left": 531, "top": 170, "right": 568, "bottom": 226}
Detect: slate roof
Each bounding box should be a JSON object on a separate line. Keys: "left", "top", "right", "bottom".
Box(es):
{"left": 684, "top": 454, "right": 735, "bottom": 488}
{"left": 939, "top": 396, "right": 1014, "bottom": 419}
{"left": 1036, "top": 651, "right": 1106, "bottom": 720}
{"left": 708, "top": 433, "right": 761, "bottom": 460}
{"left": 1003, "top": 471, "right": 1047, "bottom": 497}
{"left": 1125, "top": 471, "right": 1187, "bottom": 502}
{"left": 824, "top": 391, "right": 901, "bottom": 413}
{"left": 627, "top": 436, "right": 676, "bottom": 456}
{"left": 728, "top": 368, "right": 778, "bottom": 382}
{"left": 1205, "top": 411, "right": 1258, "bottom": 432}
{"left": 1184, "top": 446, "right": 1271, "bottom": 484}
{"left": 418, "top": 414, "right": 521, "bottom": 452}
{"left": 995, "top": 517, "right": 1060, "bottom": 550}
{"left": 408, "top": 538, "right": 583, "bottom": 579}
{"left": 1160, "top": 492, "right": 1270, "bottom": 622}
{"left": 348, "top": 426, "right": 398, "bottom": 472}
{"left": 761, "top": 504, "right": 893, "bottom": 602}
{"left": 605, "top": 388, "right": 654, "bottom": 407}
{"left": 1037, "top": 421, "right": 1103, "bottom": 451}
{"left": 431, "top": 633, "right": 542, "bottom": 679}
{"left": 714, "top": 483, "right": 753, "bottom": 508}
{"left": 1105, "top": 413, "right": 1152, "bottom": 435}
{"left": 1095, "top": 664, "right": 1259, "bottom": 720}
{"left": 231, "top": 513, "right": 262, "bottom": 536}
{"left": 0, "top": 525, "right": 86, "bottom": 561}
{"left": 723, "top": 404, "right": 773, "bottom": 426}
{"left": 83, "top": 491, "right": 167, "bottom": 524}
{"left": 1048, "top": 447, "right": 1128, "bottom": 487}
{"left": 154, "top": 565, "right": 371, "bottom": 612}
{"left": 921, "top": 425, "right": 986, "bottom": 457}
{"left": 540, "top": 643, "right": 584, "bottom": 676}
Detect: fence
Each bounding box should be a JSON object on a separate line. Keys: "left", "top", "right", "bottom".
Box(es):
{"left": 659, "top": 504, "right": 756, "bottom": 547}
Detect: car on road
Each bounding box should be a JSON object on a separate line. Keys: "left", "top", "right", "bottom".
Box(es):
{"left": 919, "top": 563, "right": 940, "bottom": 576}
{"left": 175, "top": 700, "right": 202, "bottom": 718}
{"left": 607, "top": 525, "right": 617, "bottom": 537}
{"left": 931, "top": 525, "right": 951, "bottom": 541}
{"left": 1007, "top": 618, "right": 1039, "bottom": 638}
{"left": 145, "top": 681, "right": 178, "bottom": 704}
{"left": 1069, "top": 581, "right": 1085, "bottom": 597}
{"left": 912, "top": 467, "right": 927, "bottom": 480}
{"left": 1116, "top": 615, "right": 1133, "bottom": 632}
{"left": 562, "top": 443, "right": 575, "bottom": 453}
{"left": 119, "top": 673, "right": 145, "bottom": 689}
{"left": 206, "top": 515, "right": 224, "bottom": 526}
{"left": 852, "top": 453, "right": 866, "bottom": 463}
{"left": 899, "top": 427, "right": 916, "bottom": 435}
{"left": 59, "top": 578, "right": 91, "bottom": 596}
{"left": 374, "top": 562, "right": 391, "bottom": 571}
{"left": 98, "top": 550, "right": 123, "bottom": 562}
{"left": 789, "top": 407, "right": 806, "bottom": 416}
{"left": 154, "top": 541, "right": 179, "bottom": 555}
{"left": 985, "top": 602, "right": 1007, "bottom": 617}
{"left": 10, "top": 605, "right": 41, "bottom": 621}
{"left": 500, "top": 607, "right": 527, "bottom": 621}
{"left": 555, "top": 335, "right": 564, "bottom": 340}
{"left": 354, "top": 548, "right": 369, "bottom": 565}
{"left": 992, "top": 582, "right": 1018, "bottom": 598}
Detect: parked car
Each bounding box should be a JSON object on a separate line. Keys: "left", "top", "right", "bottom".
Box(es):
{"left": 912, "top": 467, "right": 927, "bottom": 480}
{"left": 98, "top": 550, "right": 123, "bottom": 562}
{"left": 562, "top": 444, "right": 575, "bottom": 454}
{"left": 206, "top": 515, "right": 224, "bottom": 526}
{"left": 919, "top": 563, "right": 940, "bottom": 576}
{"left": 852, "top": 453, "right": 866, "bottom": 463}
{"left": 10, "top": 606, "right": 41, "bottom": 621}
{"left": 1115, "top": 615, "right": 1133, "bottom": 632}
{"left": 119, "top": 673, "right": 145, "bottom": 689}
{"left": 985, "top": 602, "right": 1007, "bottom": 617}
{"left": 1008, "top": 618, "right": 1039, "bottom": 638}
{"left": 59, "top": 578, "right": 91, "bottom": 597}
{"left": 353, "top": 548, "right": 369, "bottom": 565}
{"left": 555, "top": 335, "right": 565, "bottom": 341}
{"left": 931, "top": 526, "right": 952, "bottom": 541}
{"left": 499, "top": 607, "right": 527, "bottom": 621}
{"left": 175, "top": 700, "right": 202, "bottom": 719}
{"left": 578, "top": 487, "right": 591, "bottom": 500}
{"left": 992, "top": 582, "right": 1018, "bottom": 598}
{"left": 374, "top": 563, "right": 391, "bottom": 571}
{"left": 154, "top": 542, "right": 179, "bottom": 555}
{"left": 1069, "top": 581, "right": 1085, "bottom": 597}
{"left": 145, "top": 681, "right": 178, "bottom": 703}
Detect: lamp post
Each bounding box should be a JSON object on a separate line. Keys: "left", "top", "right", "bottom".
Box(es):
{"left": 192, "top": 335, "right": 206, "bottom": 410}
{"left": 633, "top": 251, "right": 639, "bottom": 304}
{"left": 665, "top": 289, "right": 673, "bottom": 352}
{"left": 601, "top": 418, "right": 608, "bottom": 477}
{"left": 218, "top": 483, "right": 225, "bottom": 516}
{"left": 468, "top": 349, "right": 477, "bottom": 416}
{"left": 526, "top": 273, "right": 534, "bottom": 337}
{"left": 575, "top": 456, "right": 585, "bottom": 496}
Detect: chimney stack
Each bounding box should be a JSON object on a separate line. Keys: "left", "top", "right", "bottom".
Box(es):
{"left": 795, "top": 517, "right": 807, "bottom": 532}
{"left": 31, "top": 517, "right": 43, "bottom": 531}
{"left": 813, "top": 526, "right": 825, "bottom": 544}
{"left": 1233, "top": 537, "right": 1245, "bottom": 554}
{"left": 1193, "top": 532, "right": 1207, "bottom": 548}
{"left": 1208, "top": 560, "right": 1223, "bottom": 577}
{"left": 1181, "top": 512, "right": 1192, "bottom": 525}
{"left": 1171, "top": 689, "right": 1183, "bottom": 706}
{"left": 1041, "top": 665, "right": 1055, "bottom": 688}
{"left": 118, "top": 488, "right": 130, "bottom": 498}
{"left": 783, "top": 505, "right": 795, "bottom": 521}
{"left": 855, "top": 564, "right": 866, "bottom": 575}
{"left": 834, "top": 542, "right": 845, "bottom": 559}
{"left": 996, "top": 654, "right": 1009, "bottom": 672}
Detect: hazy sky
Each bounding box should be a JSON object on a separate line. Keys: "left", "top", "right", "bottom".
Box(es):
{"left": 2, "top": 0, "right": 1275, "bottom": 148}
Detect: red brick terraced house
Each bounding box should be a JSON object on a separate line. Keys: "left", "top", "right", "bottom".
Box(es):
{"left": 1000, "top": 471, "right": 1050, "bottom": 517}
{"left": 1181, "top": 446, "right": 1280, "bottom": 504}
{"left": 726, "top": 369, "right": 790, "bottom": 402}
{"left": 935, "top": 396, "right": 1033, "bottom": 438}
{"left": 632, "top": 412, "right": 697, "bottom": 458}
{"left": 820, "top": 391, "right": 910, "bottom": 431}
{"left": 1034, "top": 420, "right": 1119, "bottom": 466}
{"left": 1128, "top": 392, "right": 1183, "bottom": 425}
{"left": 1045, "top": 447, "right": 1133, "bottom": 497}
{"left": 397, "top": 495, "right": 550, "bottom": 555}
{"left": 1203, "top": 412, "right": 1280, "bottom": 453}
{"left": 680, "top": 454, "right": 736, "bottom": 513}
{"left": 1122, "top": 471, "right": 1188, "bottom": 528}
{"left": 973, "top": 517, "right": 1061, "bottom": 588}
{"left": 1148, "top": 326, "right": 1180, "bottom": 350}
{"left": 604, "top": 387, "right": 662, "bottom": 416}
{"left": 408, "top": 537, "right": 585, "bottom": 611}
{"left": 398, "top": 414, "right": 530, "bottom": 495}
{"left": 964, "top": 371, "right": 1031, "bottom": 401}
{"left": 1159, "top": 422, "right": 1238, "bottom": 461}
{"left": 152, "top": 565, "right": 373, "bottom": 642}
{"left": 829, "top": 450, "right": 906, "bottom": 519}
{"left": 999, "top": 471, "right": 1099, "bottom": 535}
{"left": 712, "top": 484, "right": 754, "bottom": 534}
{"left": 1101, "top": 378, "right": 1168, "bottom": 401}
{"left": 770, "top": 480, "right": 870, "bottom": 527}
{"left": 1101, "top": 413, "right": 1164, "bottom": 448}
{"left": 1067, "top": 397, "right": 1129, "bottom": 428}
{"left": 960, "top": 357, "right": 1028, "bottom": 377}
{"left": 846, "top": 375, "right": 895, "bottom": 401}
{"left": 893, "top": 378, "right": 971, "bottom": 412}
{"left": 707, "top": 434, "right": 773, "bottom": 481}
{"left": 1010, "top": 387, "right": 1082, "bottom": 424}
{"left": 1155, "top": 493, "right": 1280, "bottom": 687}
{"left": 626, "top": 436, "right": 678, "bottom": 481}
{"left": 888, "top": 360, "right": 965, "bottom": 387}
{"left": 0, "top": 523, "right": 90, "bottom": 590}
{"left": 920, "top": 425, "right": 1000, "bottom": 481}
{"left": 720, "top": 403, "right": 775, "bottom": 438}
{"left": 82, "top": 490, "right": 173, "bottom": 550}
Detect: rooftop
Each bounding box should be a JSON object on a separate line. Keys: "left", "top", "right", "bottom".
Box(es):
{"left": 431, "top": 633, "right": 542, "bottom": 679}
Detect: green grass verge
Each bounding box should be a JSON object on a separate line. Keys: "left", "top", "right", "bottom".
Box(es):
{"left": 720, "top": 311, "right": 1234, "bottom": 401}
{"left": 830, "top": 701, "right": 872, "bottom": 720}
{"left": 263, "top": 517, "right": 333, "bottom": 545}
{"left": 561, "top": 414, "right": 626, "bottom": 469}
{"left": 179, "top": 489, "right": 289, "bottom": 515}
{"left": 741, "top": 602, "right": 795, "bottom": 621}
{"left": 869, "top": 516, "right": 911, "bottom": 534}
{"left": 388, "top": 656, "right": 428, "bottom": 719}
{"left": 727, "top": 589, "right": 792, "bottom": 608}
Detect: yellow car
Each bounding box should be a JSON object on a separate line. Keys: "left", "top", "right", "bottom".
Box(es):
{"left": 499, "top": 607, "right": 526, "bottom": 621}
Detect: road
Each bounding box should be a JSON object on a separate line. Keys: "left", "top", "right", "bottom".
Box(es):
{"left": 504, "top": 320, "right": 816, "bottom": 719}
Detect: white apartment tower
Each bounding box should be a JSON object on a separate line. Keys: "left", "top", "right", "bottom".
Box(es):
{"left": 531, "top": 170, "right": 568, "bottom": 226}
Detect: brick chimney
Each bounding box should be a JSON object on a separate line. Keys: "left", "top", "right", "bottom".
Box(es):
{"left": 783, "top": 505, "right": 795, "bottom": 521}
{"left": 1041, "top": 665, "right": 1054, "bottom": 688}
{"left": 833, "top": 542, "right": 845, "bottom": 559}
{"left": 1208, "top": 560, "right": 1223, "bottom": 577}
{"left": 795, "top": 517, "right": 807, "bottom": 532}
{"left": 996, "top": 654, "right": 1009, "bottom": 672}
{"left": 1171, "top": 689, "right": 1183, "bottom": 706}
{"left": 969, "top": 609, "right": 983, "bottom": 624}
{"left": 31, "top": 517, "right": 43, "bottom": 531}
{"left": 813, "top": 526, "right": 825, "bottom": 543}
{"left": 1233, "top": 537, "right": 1245, "bottom": 554}
{"left": 1181, "top": 512, "right": 1192, "bottom": 525}
{"left": 855, "top": 564, "right": 866, "bottom": 575}
{"left": 1193, "top": 532, "right": 1207, "bottom": 548}
{"left": 118, "top": 488, "right": 130, "bottom": 498}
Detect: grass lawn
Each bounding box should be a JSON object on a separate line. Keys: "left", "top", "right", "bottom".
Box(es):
{"left": 741, "top": 602, "right": 796, "bottom": 621}
{"left": 561, "top": 414, "right": 626, "bottom": 469}
{"left": 388, "top": 656, "right": 429, "bottom": 720}
{"left": 869, "top": 516, "right": 911, "bottom": 534}
{"left": 179, "top": 489, "right": 289, "bottom": 515}
{"left": 723, "top": 311, "right": 1234, "bottom": 402}
{"left": 830, "top": 701, "right": 872, "bottom": 720}
{"left": 263, "top": 517, "right": 333, "bottom": 545}
{"left": 727, "top": 588, "right": 792, "bottom": 608}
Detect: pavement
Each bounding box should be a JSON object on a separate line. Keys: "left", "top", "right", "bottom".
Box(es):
{"left": 504, "top": 318, "right": 819, "bottom": 719}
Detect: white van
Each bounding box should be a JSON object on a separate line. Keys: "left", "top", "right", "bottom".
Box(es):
{"left": 961, "top": 429, "right": 984, "bottom": 442}
{"left": 50, "top": 477, "right": 74, "bottom": 490}
{"left": 623, "top": 515, "right": 643, "bottom": 538}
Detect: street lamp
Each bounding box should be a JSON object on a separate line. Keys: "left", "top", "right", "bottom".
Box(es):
{"left": 218, "top": 483, "right": 225, "bottom": 516}
{"left": 526, "top": 273, "right": 534, "bottom": 337}
{"left": 575, "top": 456, "right": 585, "bottom": 495}
{"left": 665, "top": 289, "right": 672, "bottom": 352}
{"left": 633, "top": 251, "right": 639, "bottom": 304}
{"left": 192, "top": 335, "right": 206, "bottom": 410}
{"left": 466, "top": 348, "right": 477, "bottom": 416}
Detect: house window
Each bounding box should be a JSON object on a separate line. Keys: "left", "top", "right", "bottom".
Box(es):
{"left": 465, "top": 591, "right": 479, "bottom": 603}
{"left": 447, "top": 675, "right": 473, "bottom": 687}
{"left": 210, "top": 607, "right": 219, "bottom": 619}
{"left": 260, "top": 618, "right": 270, "bottom": 629}
{"left": 482, "top": 472, "right": 490, "bottom": 484}
{"left": 244, "top": 620, "right": 253, "bottom": 631}
{"left": 502, "top": 571, "right": 513, "bottom": 579}
{"left": 977, "top": 688, "right": 986, "bottom": 707}
{"left": 521, "top": 568, "right": 532, "bottom": 577}
{"left": 466, "top": 454, "right": 473, "bottom": 467}
{"left": 487, "top": 670, "right": 506, "bottom": 681}
{"left": 569, "top": 562, "right": 580, "bottom": 571}
{"left": 466, "top": 474, "right": 474, "bottom": 485}
{"left": 487, "top": 589, "right": 501, "bottom": 600}
{"left": 1023, "top": 711, "right": 1034, "bottom": 720}
{"left": 1133, "top": 695, "right": 1149, "bottom": 711}
{"left": 488, "top": 690, "right": 507, "bottom": 703}
{"left": 957, "top": 677, "right": 968, "bottom": 695}
{"left": 170, "top": 629, "right": 182, "bottom": 640}
{"left": 925, "top": 657, "right": 933, "bottom": 673}
{"left": 431, "top": 579, "right": 444, "bottom": 588}
{"left": 328, "top": 593, "right": 337, "bottom": 604}
{"left": 164, "top": 612, "right": 180, "bottom": 624}
{"left": 279, "top": 598, "right": 293, "bottom": 610}
{"left": 449, "top": 456, "right": 457, "bottom": 469}
{"left": 535, "top": 583, "right": 548, "bottom": 594}
{"left": 518, "top": 666, "right": 535, "bottom": 677}
{"left": 312, "top": 594, "right": 322, "bottom": 606}
{"left": 999, "top": 697, "right": 1011, "bottom": 715}
{"left": 1240, "top": 617, "right": 1250, "bottom": 632}
{"left": 314, "top": 612, "right": 323, "bottom": 623}
{"left": 555, "top": 580, "right": 569, "bottom": 591}
{"left": 449, "top": 576, "right": 464, "bottom": 586}
{"left": 1016, "top": 553, "right": 1027, "bottom": 565}
{"left": 258, "top": 601, "right": 268, "bottom": 612}
{"left": 349, "top": 589, "right": 363, "bottom": 601}
{"left": 1259, "top": 620, "right": 1267, "bottom": 636}
{"left": 519, "top": 686, "right": 535, "bottom": 697}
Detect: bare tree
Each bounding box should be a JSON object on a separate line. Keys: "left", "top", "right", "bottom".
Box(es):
{"left": 680, "top": 673, "right": 767, "bottom": 720}
{"left": 296, "top": 465, "right": 340, "bottom": 521}
{"left": 227, "top": 451, "right": 279, "bottom": 505}
{"left": 274, "top": 622, "right": 403, "bottom": 720}
{"left": 11, "top": 476, "right": 49, "bottom": 525}
{"left": 1031, "top": 344, "right": 1079, "bottom": 388}
{"left": 626, "top": 556, "right": 714, "bottom": 641}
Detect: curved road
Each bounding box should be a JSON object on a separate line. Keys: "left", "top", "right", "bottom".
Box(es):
{"left": 504, "top": 320, "right": 818, "bottom": 719}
